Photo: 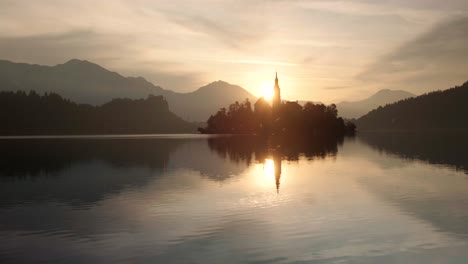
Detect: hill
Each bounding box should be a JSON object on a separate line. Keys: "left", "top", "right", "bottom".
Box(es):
{"left": 337, "top": 89, "right": 415, "bottom": 118}
{"left": 355, "top": 81, "right": 468, "bottom": 131}
{"left": 0, "top": 91, "right": 196, "bottom": 135}
{"left": 162, "top": 80, "right": 256, "bottom": 122}
{"left": 0, "top": 59, "right": 256, "bottom": 122}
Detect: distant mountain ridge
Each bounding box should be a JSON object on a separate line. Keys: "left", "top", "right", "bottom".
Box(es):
{"left": 337, "top": 89, "right": 415, "bottom": 119}
{"left": 0, "top": 59, "right": 257, "bottom": 122}
{"left": 355, "top": 81, "right": 468, "bottom": 131}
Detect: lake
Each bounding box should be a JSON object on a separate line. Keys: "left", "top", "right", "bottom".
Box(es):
{"left": 1, "top": 133, "right": 468, "bottom": 263}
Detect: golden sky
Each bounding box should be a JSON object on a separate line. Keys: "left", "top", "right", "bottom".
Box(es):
{"left": 1, "top": 0, "right": 468, "bottom": 103}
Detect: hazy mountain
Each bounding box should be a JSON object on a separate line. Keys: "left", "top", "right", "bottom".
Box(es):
{"left": 337, "top": 89, "right": 415, "bottom": 119}
{"left": 0, "top": 59, "right": 257, "bottom": 122}
{"left": 0, "top": 91, "right": 196, "bottom": 135}
{"left": 162, "top": 80, "right": 256, "bottom": 122}
{"left": 355, "top": 81, "right": 468, "bottom": 131}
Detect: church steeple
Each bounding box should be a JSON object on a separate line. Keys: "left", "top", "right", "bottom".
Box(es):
{"left": 272, "top": 72, "right": 281, "bottom": 111}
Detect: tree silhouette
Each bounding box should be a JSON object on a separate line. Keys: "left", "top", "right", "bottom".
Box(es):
{"left": 356, "top": 81, "right": 468, "bottom": 131}
{"left": 0, "top": 91, "right": 195, "bottom": 135}
{"left": 199, "top": 98, "right": 355, "bottom": 136}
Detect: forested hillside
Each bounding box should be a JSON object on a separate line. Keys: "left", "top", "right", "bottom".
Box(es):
{"left": 0, "top": 91, "right": 196, "bottom": 135}
{"left": 356, "top": 81, "right": 468, "bottom": 131}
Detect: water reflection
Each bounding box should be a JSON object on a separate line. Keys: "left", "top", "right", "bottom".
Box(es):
{"left": 358, "top": 132, "right": 468, "bottom": 173}
{"left": 1, "top": 134, "right": 468, "bottom": 263}
{"left": 355, "top": 132, "right": 468, "bottom": 237}
{"left": 0, "top": 138, "right": 183, "bottom": 208}
{"left": 208, "top": 135, "right": 343, "bottom": 163}
{"left": 262, "top": 155, "right": 281, "bottom": 193}
{"left": 0, "top": 135, "right": 344, "bottom": 207}
{"left": 273, "top": 154, "right": 281, "bottom": 193}
{"left": 207, "top": 135, "right": 344, "bottom": 193}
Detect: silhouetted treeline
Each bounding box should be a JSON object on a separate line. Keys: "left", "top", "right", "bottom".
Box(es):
{"left": 198, "top": 99, "right": 355, "bottom": 136}
{"left": 356, "top": 81, "right": 468, "bottom": 131}
{"left": 0, "top": 91, "right": 196, "bottom": 135}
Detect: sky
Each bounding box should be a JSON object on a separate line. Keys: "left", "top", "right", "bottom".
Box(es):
{"left": 1, "top": 0, "right": 468, "bottom": 103}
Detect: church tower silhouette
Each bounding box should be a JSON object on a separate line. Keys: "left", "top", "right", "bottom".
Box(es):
{"left": 272, "top": 72, "right": 281, "bottom": 115}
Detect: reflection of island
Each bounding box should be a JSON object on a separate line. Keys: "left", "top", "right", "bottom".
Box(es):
{"left": 208, "top": 135, "right": 346, "bottom": 192}
{"left": 0, "top": 136, "right": 297, "bottom": 207}
{"left": 0, "top": 134, "right": 347, "bottom": 206}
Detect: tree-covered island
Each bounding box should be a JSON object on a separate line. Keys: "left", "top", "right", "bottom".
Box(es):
{"left": 198, "top": 73, "right": 356, "bottom": 136}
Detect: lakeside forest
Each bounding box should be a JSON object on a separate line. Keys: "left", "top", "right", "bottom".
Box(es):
{"left": 356, "top": 81, "right": 468, "bottom": 131}
{"left": 0, "top": 91, "right": 195, "bottom": 135}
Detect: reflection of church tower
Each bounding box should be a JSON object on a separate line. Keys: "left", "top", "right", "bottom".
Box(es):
{"left": 272, "top": 72, "right": 281, "bottom": 115}
{"left": 273, "top": 152, "right": 282, "bottom": 194}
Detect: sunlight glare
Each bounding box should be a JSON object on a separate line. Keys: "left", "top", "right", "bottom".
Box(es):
{"left": 259, "top": 82, "right": 274, "bottom": 102}
{"left": 264, "top": 159, "right": 275, "bottom": 180}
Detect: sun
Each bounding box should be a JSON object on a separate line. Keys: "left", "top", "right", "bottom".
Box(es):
{"left": 259, "top": 82, "right": 274, "bottom": 102}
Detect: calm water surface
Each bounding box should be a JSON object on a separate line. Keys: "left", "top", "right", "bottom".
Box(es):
{"left": 1, "top": 133, "right": 468, "bottom": 263}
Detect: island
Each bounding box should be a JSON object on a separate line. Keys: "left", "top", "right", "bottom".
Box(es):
{"left": 198, "top": 73, "right": 356, "bottom": 136}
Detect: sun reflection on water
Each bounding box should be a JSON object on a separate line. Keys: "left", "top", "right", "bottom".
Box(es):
{"left": 262, "top": 156, "right": 283, "bottom": 193}
{"left": 264, "top": 159, "right": 275, "bottom": 180}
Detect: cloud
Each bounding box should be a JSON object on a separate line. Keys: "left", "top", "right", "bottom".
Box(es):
{"left": 302, "top": 56, "right": 316, "bottom": 64}
{"left": 210, "top": 59, "right": 298, "bottom": 67}
{"left": 157, "top": 2, "right": 270, "bottom": 50}
{"left": 298, "top": 0, "right": 462, "bottom": 23}
{"left": 0, "top": 30, "right": 119, "bottom": 64}
{"left": 357, "top": 16, "right": 468, "bottom": 92}
{"left": 323, "top": 86, "right": 349, "bottom": 90}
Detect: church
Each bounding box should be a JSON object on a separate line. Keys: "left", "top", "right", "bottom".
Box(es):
{"left": 272, "top": 72, "right": 281, "bottom": 112}
{"left": 252, "top": 72, "right": 284, "bottom": 134}
{"left": 254, "top": 72, "right": 282, "bottom": 120}
{"left": 200, "top": 71, "right": 355, "bottom": 135}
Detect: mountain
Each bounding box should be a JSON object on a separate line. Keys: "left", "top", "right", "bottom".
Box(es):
{"left": 162, "top": 80, "right": 256, "bottom": 121}
{"left": 0, "top": 59, "right": 257, "bottom": 122}
{"left": 0, "top": 91, "right": 196, "bottom": 135}
{"left": 355, "top": 81, "right": 468, "bottom": 131}
{"left": 337, "top": 89, "right": 415, "bottom": 118}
